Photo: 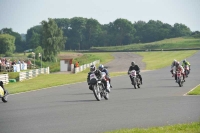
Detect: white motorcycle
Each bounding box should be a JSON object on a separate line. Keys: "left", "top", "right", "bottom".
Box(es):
{"left": 89, "top": 72, "right": 110, "bottom": 101}
{"left": 0, "top": 86, "right": 8, "bottom": 103}
{"left": 129, "top": 70, "right": 141, "bottom": 89}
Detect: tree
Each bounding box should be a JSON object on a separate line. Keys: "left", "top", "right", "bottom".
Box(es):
{"left": 0, "top": 34, "right": 16, "bottom": 55}
{"left": 29, "top": 31, "right": 41, "bottom": 49}
{"left": 85, "top": 18, "right": 101, "bottom": 49}
{"left": 172, "top": 23, "right": 191, "bottom": 37}
{"left": 67, "top": 17, "right": 86, "bottom": 50}
{"left": 26, "top": 25, "right": 42, "bottom": 49}
{"left": 41, "top": 18, "right": 67, "bottom": 62}
{"left": 112, "top": 18, "right": 136, "bottom": 45}
{"left": 1, "top": 28, "right": 25, "bottom": 52}
{"left": 133, "top": 21, "right": 146, "bottom": 43}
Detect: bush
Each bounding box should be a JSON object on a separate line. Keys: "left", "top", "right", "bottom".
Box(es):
{"left": 7, "top": 72, "right": 19, "bottom": 81}
{"left": 5, "top": 52, "right": 13, "bottom": 57}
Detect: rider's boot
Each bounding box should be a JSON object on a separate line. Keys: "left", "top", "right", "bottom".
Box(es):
{"left": 105, "top": 87, "right": 110, "bottom": 93}
{"left": 89, "top": 85, "right": 93, "bottom": 90}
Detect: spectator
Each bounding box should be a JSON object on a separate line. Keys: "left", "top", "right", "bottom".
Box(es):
{"left": 27, "top": 59, "right": 32, "bottom": 69}
{"left": 75, "top": 62, "right": 79, "bottom": 68}
{"left": 17, "top": 60, "right": 21, "bottom": 64}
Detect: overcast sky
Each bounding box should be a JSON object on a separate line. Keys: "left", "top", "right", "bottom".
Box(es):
{"left": 0, "top": 0, "right": 199, "bottom": 34}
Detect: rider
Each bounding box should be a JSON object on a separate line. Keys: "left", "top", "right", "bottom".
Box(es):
{"left": 175, "top": 62, "right": 185, "bottom": 82}
{"left": 182, "top": 59, "right": 191, "bottom": 76}
{"left": 0, "top": 81, "right": 7, "bottom": 94}
{"left": 98, "top": 64, "right": 112, "bottom": 92}
{"left": 128, "top": 61, "right": 142, "bottom": 85}
{"left": 170, "top": 59, "right": 179, "bottom": 77}
{"left": 87, "top": 65, "right": 102, "bottom": 90}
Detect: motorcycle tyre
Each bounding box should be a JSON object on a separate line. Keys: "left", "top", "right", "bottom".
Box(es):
{"left": 137, "top": 78, "right": 141, "bottom": 88}
{"left": 178, "top": 79, "right": 183, "bottom": 87}
{"left": 186, "top": 70, "right": 189, "bottom": 77}
{"left": 132, "top": 77, "right": 137, "bottom": 89}
{"left": 93, "top": 85, "right": 101, "bottom": 101}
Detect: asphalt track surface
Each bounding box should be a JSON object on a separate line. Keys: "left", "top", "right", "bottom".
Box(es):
{"left": 0, "top": 51, "right": 200, "bottom": 133}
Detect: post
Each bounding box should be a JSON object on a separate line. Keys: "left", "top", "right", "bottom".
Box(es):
{"left": 39, "top": 53, "right": 42, "bottom": 68}
{"left": 32, "top": 52, "right": 35, "bottom": 69}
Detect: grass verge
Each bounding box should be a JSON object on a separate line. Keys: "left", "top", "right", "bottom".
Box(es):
{"left": 136, "top": 50, "right": 197, "bottom": 70}
{"left": 103, "top": 122, "right": 200, "bottom": 133}
{"left": 187, "top": 84, "right": 200, "bottom": 95}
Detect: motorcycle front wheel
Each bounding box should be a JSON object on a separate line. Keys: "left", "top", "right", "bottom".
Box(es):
{"left": 132, "top": 77, "right": 137, "bottom": 89}
{"left": 178, "top": 78, "right": 183, "bottom": 87}
{"left": 93, "top": 85, "right": 101, "bottom": 101}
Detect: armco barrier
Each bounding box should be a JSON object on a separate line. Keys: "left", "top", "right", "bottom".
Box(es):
{"left": 0, "top": 74, "right": 9, "bottom": 84}
{"left": 19, "top": 67, "right": 49, "bottom": 81}
{"left": 74, "top": 60, "right": 100, "bottom": 73}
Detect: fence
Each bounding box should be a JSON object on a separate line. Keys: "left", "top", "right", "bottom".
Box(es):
{"left": 74, "top": 60, "right": 100, "bottom": 73}
{"left": 19, "top": 67, "right": 49, "bottom": 81}
{"left": 0, "top": 74, "right": 9, "bottom": 84}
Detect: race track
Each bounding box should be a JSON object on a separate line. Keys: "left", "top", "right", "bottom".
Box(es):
{"left": 0, "top": 51, "right": 200, "bottom": 133}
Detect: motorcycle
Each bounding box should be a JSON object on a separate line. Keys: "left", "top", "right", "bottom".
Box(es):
{"left": 129, "top": 70, "right": 141, "bottom": 89}
{"left": 184, "top": 65, "right": 190, "bottom": 77}
{"left": 0, "top": 86, "right": 8, "bottom": 103}
{"left": 176, "top": 70, "right": 184, "bottom": 87}
{"left": 89, "top": 72, "right": 109, "bottom": 101}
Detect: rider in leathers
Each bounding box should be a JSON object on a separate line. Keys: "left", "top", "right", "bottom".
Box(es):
{"left": 0, "top": 81, "right": 7, "bottom": 94}
{"left": 175, "top": 62, "right": 185, "bottom": 82}
{"left": 99, "top": 64, "right": 112, "bottom": 92}
{"left": 128, "top": 61, "right": 143, "bottom": 85}
{"left": 87, "top": 65, "right": 102, "bottom": 90}
{"left": 182, "top": 59, "right": 191, "bottom": 76}
{"left": 170, "top": 59, "right": 179, "bottom": 76}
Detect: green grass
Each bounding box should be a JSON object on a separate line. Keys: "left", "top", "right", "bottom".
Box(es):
{"left": 136, "top": 50, "right": 197, "bottom": 70}
{"left": 103, "top": 122, "right": 200, "bottom": 133}
{"left": 187, "top": 84, "right": 200, "bottom": 95}
{"left": 91, "top": 37, "right": 200, "bottom": 51}
{"left": 72, "top": 52, "right": 114, "bottom": 65}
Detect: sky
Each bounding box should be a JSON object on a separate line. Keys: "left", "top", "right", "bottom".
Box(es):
{"left": 0, "top": 0, "right": 199, "bottom": 34}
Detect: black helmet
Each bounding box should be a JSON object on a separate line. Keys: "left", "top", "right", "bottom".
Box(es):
{"left": 183, "top": 59, "right": 186, "bottom": 63}
{"left": 131, "top": 61, "right": 135, "bottom": 66}
{"left": 90, "top": 65, "right": 96, "bottom": 72}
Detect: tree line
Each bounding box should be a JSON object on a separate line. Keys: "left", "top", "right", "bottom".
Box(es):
{"left": 0, "top": 17, "right": 200, "bottom": 61}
